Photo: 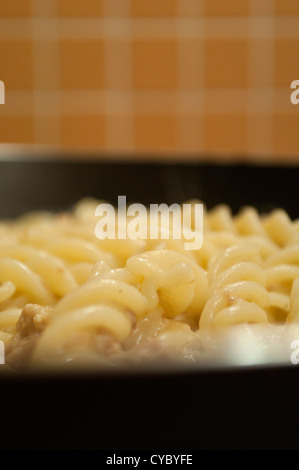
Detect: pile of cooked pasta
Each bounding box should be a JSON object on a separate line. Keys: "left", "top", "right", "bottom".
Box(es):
{"left": 1, "top": 198, "right": 299, "bottom": 371}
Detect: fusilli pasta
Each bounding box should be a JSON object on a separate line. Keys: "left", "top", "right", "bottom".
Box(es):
{"left": 1, "top": 199, "right": 299, "bottom": 370}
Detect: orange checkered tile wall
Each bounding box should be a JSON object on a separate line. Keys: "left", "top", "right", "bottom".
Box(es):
{"left": 0, "top": 0, "right": 299, "bottom": 159}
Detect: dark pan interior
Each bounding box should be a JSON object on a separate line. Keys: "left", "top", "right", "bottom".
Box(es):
{"left": 0, "top": 157, "right": 299, "bottom": 450}
{"left": 1, "top": 158, "right": 299, "bottom": 218}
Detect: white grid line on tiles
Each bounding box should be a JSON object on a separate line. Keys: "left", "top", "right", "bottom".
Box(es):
{"left": 4, "top": 88, "right": 286, "bottom": 116}
{"left": 1, "top": 17, "right": 299, "bottom": 40}
{"left": 31, "top": 0, "right": 61, "bottom": 145}
{"left": 247, "top": 0, "right": 275, "bottom": 156}
{"left": 176, "top": 0, "right": 205, "bottom": 150}
{"left": 103, "top": 0, "right": 134, "bottom": 150}
{"left": 177, "top": 0, "right": 204, "bottom": 17}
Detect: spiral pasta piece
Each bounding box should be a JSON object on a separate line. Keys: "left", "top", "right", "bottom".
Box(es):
{"left": 127, "top": 250, "right": 208, "bottom": 318}
{"left": 32, "top": 304, "right": 132, "bottom": 365}
{"left": 0, "top": 258, "right": 55, "bottom": 305}
{"left": 52, "top": 278, "right": 146, "bottom": 318}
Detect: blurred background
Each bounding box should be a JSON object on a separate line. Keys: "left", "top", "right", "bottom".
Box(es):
{"left": 0, "top": 0, "right": 298, "bottom": 160}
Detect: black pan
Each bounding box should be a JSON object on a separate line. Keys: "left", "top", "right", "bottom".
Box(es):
{"left": 0, "top": 156, "right": 299, "bottom": 450}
